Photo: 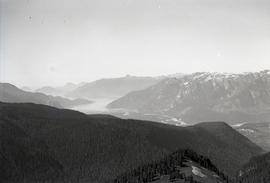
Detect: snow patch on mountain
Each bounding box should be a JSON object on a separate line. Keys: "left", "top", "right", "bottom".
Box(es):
{"left": 184, "top": 81, "right": 189, "bottom": 86}
{"left": 232, "top": 122, "right": 248, "bottom": 127}
{"left": 192, "top": 166, "right": 207, "bottom": 178}
{"left": 239, "top": 129, "right": 255, "bottom": 133}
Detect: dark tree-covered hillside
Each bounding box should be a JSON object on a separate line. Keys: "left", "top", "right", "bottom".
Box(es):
{"left": 114, "top": 149, "right": 230, "bottom": 183}
{"left": 237, "top": 152, "right": 270, "bottom": 183}
{"left": 0, "top": 102, "right": 263, "bottom": 182}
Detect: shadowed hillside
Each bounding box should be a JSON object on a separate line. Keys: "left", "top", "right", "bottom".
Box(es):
{"left": 0, "top": 102, "right": 263, "bottom": 182}
{"left": 114, "top": 149, "right": 230, "bottom": 183}
{"left": 237, "top": 152, "right": 270, "bottom": 183}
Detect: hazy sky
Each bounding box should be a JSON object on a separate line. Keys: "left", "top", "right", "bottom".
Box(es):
{"left": 1, "top": 0, "right": 270, "bottom": 88}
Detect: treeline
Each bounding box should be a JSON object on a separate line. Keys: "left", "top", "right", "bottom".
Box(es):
{"left": 113, "top": 149, "right": 230, "bottom": 183}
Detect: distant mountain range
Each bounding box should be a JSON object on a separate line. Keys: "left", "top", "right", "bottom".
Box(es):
{"left": 0, "top": 102, "right": 262, "bottom": 182}
{"left": 67, "top": 75, "right": 161, "bottom": 99}
{"left": 36, "top": 82, "right": 86, "bottom": 97}
{"left": 35, "top": 76, "right": 161, "bottom": 100}
{"left": 108, "top": 70, "right": 270, "bottom": 124}
{"left": 0, "top": 83, "right": 92, "bottom": 108}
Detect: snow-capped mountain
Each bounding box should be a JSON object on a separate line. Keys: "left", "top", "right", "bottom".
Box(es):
{"left": 108, "top": 70, "right": 270, "bottom": 124}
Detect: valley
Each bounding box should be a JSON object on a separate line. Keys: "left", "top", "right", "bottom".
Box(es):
{"left": 1, "top": 71, "right": 270, "bottom": 183}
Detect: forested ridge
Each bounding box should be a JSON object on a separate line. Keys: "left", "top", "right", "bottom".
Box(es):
{"left": 0, "top": 102, "right": 263, "bottom": 182}
{"left": 236, "top": 152, "right": 270, "bottom": 183}
{"left": 114, "top": 149, "right": 230, "bottom": 183}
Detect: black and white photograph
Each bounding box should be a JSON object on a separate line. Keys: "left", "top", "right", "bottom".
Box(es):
{"left": 0, "top": 0, "right": 270, "bottom": 182}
